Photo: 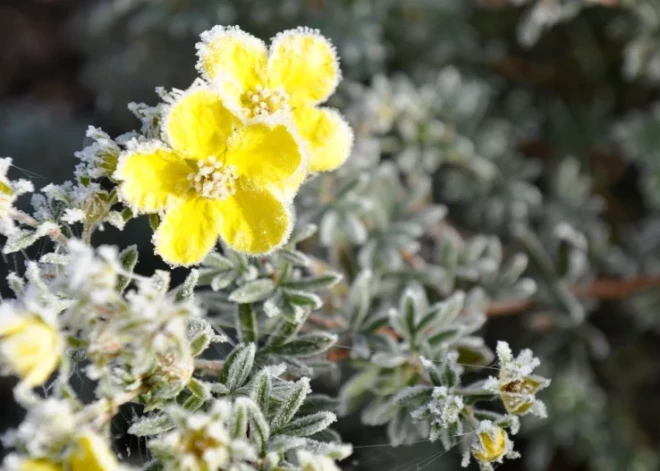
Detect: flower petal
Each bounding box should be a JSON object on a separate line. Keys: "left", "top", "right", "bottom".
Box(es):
{"left": 293, "top": 106, "right": 353, "bottom": 172}
{"left": 1, "top": 318, "right": 59, "bottom": 387}
{"left": 114, "top": 143, "right": 190, "bottom": 213}
{"left": 225, "top": 121, "right": 303, "bottom": 198}
{"left": 196, "top": 26, "right": 267, "bottom": 88}
{"left": 218, "top": 183, "right": 293, "bottom": 255}
{"left": 19, "top": 460, "right": 63, "bottom": 471}
{"left": 69, "top": 433, "right": 118, "bottom": 471}
{"left": 268, "top": 28, "right": 340, "bottom": 107}
{"left": 163, "top": 86, "right": 238, "bottom": 160}
{"left": 154, "top": 196, "right": 223, "bottom": 266}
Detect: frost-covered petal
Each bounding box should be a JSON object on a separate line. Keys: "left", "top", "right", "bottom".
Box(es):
{"left": 154, "top": 196, "right": 223, "bottom": 266}
{"left": 225, "top": 121, "right": 304, "bottom": 198}
{"left": 0, "top": 317, "right": 60, "bottom": 387}
{"left": 292, "top": 106, "right": 353, "bottom": 172}
{"left": 217, "top": 183, "right": 293, "bottom": 255}
{"left": 196, "top": 26, "right": 268, "bottom": 88}
{"left": 163, "top": 86, "right": 238, "bottom": 160}
{"left": 114, "top": 144, "right": 190, "bottom": 213}
{"left": 69, "top": 433, "right": 118, "bottom": 471}
{"left": 268, "top": 28, "right": 340, "bottom": 107}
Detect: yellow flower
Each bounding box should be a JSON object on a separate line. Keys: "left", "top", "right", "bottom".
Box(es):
{"left": 0, "top": 315, "right": 60, "bottom": 387}
{"left": 472, "top": 426, "right": 508, "bottom": 463}
{"left": 69, "top": 433, "right": 118, "bottom": 471}
{"left": 20, "top": 460, "right": 63, "bottom": 471}
{"left": 499, "top": 376, "right": 548, "bottom": 415}
{"left": 494, "top": 341, "right": 550, "bottom": 417}
{"left": 196, "top": 26, "right": 353, "bottom": 173}
{"left": 114, "top": 85, "right": 304, "bottom": 265}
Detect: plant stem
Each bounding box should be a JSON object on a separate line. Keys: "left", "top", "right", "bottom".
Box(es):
{"left": 486, "top": 274, "right": 660, "bottom": 317}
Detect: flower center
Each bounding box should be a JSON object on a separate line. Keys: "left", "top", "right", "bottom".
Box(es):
{"left": 188, "top": 157, "right": 237, "bottom": 200}
{"left": 242, "top": 85, "right": 291, "bottom": 119}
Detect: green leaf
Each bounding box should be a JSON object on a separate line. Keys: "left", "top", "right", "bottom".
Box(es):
{"left": 66, "top": 335, "right": 89, "bottom": 348}
{"left": 128, "top": 414, "right": 174, "bottom": 437}
{"left": 106, "top": 210, "right": 127, "bottom": 230}
{"left": 188, "top": 378, "right": 211, "bottom": 399}
{"left": 187, "top": 317, "right": 214, "bottom": 357}
{"left": 311, "top": 428, "right": 342, "bottom": 444}
{"left": 284, "top": 290, "right": 323, "bottom": 310}
{"left": 387, "top": 409, "right": 418, "bottom": 447}
{"left": 229, "top": 279, "right": 276, "bottom": 303}
{"left": 338, "top": 368, "right": 379, "bottom": 415}
{"left": 250, "top": 369, "right": 272, "bottom": 414}
{"left": 428, "top": 326, "right": 465, "bottom": 347}
{"left": 189, "top": 334, "right": 211, "bottom": 358}
{"left": 220, "top": 343, "right": 256, "bottom": 391}
{"left": 210, "top": 271, "right": 238, "bottom": 291}
{"left": 267, "top": 333, "right": 337, "bottom": 358}
{"left": 142, "top": 461, "right": 164, "bottom": 471}
{"left": 440, "top": 357, "right": 460, "bottom": 388}
{"left": 434, "top": 291, "right": 465, "bottom": 328}
{"left": 347, "top": 270, "right": 372, "bottom": 331}
{"left": 361, "top": 311, "right": 390, "bottom": 333}
{"left": 175, "top": 269, "right": 198, "bottom": 302}
{"left": 298, "top": 394, "right": 340, "bottom": 415}
{"left": 148, "top": 213, "right": 160, "bottom": 230}
{"left": 455, "top": 388, "right": 498, "bottom": 405}
{"left": 291, "top": 223, "right": 318, "bottom": 243}
{"left": 393, "top": 385, "right": 434, "bottom": 408}
{"left": 419, "top": 357, "right": 445, "bottom": 387}
{"left": 279, "top": 248, "right": 310, "bottom": 266}
{"left": 232, "top": 398, "right": 249, "bottom": 439}
{"left": 281, "top": 273, "right": 342, "bottom": 292}
{"left": 267, "top": 312, "right": 309, "bottom": 347}
{"left": 361, "top": 397, "right": 398, "bottom": 426}
{"left": 242, "top": 398, "right": 270, "bottom": 452}
{"left": 3, "top": 223, "right": 58, "bottom": 254}
{"left": 202, "top": 252, "right": 234, "bottom": 270}
{"left": 390, "top": 289, "right": 417, "bottom": 341}
{"left": 116, "top": 244, "right": 138, "bottom": 294}
{"left": 276, "top": 412, "right": 337, "bottom": 437}
{"left": 236, "top": 303, "right": 257, "bottom": 344}
{"left": 182, "top": 393, "right": 206, "bottom": 412}
{"left": 271, "top": 377, "right": 310, "bottom": 430}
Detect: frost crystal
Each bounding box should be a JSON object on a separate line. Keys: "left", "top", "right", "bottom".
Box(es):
{"left": 411, "top": 386, "right": 464, "bottom": 442}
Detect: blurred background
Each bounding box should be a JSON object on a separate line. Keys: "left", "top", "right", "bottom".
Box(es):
{"left": 3, "top": 0, "right": 660, "bottom": 470}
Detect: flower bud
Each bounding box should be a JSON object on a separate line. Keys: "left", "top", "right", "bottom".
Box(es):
{"left": 472, "top": 425, "right": 508, "bottom": 462}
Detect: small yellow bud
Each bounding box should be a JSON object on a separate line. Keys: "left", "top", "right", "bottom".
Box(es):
{"left": 0, "top": 316, "right": 60, "bottom": 387}
{"left": 473, "top": 426, "right": 507, "bottom": 463}
{"left": 20, "top": 459, "right": 63, "bottom": 471}
{"left": 69, "top": 433, "right": 118, "bottom": 471}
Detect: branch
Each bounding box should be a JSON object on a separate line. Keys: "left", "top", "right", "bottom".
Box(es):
{"left": 486, "top": 274, "right": 660, "bottom": 317}
{"left": 194, "top": 359, "right": 224, "bottom": 375}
